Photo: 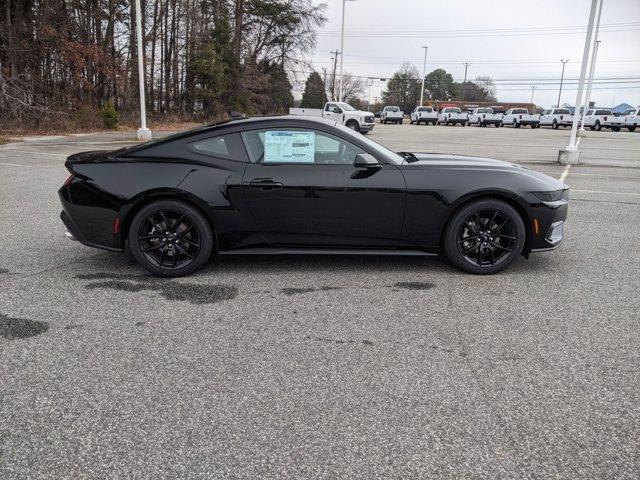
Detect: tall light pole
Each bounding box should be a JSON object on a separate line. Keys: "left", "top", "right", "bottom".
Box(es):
{"left": 557, "top": 59, "right": 570, "bottom": 107}
{"left": 338, "top": 0, "right": 356, "bottom": 102}
{"left": 580, "top": 0, "right": 604, "bottom": 132}
{"left": 559, "top": 0, "right": 599, "bottom": 165}
{"left": 134, "top": 0, "right": 151, "bottom": 141}
{"left": 419, "top": 46, "right": 428, "bottom": 106}
{"left": 461, "top": 62, "right": 471, "bottom": 100}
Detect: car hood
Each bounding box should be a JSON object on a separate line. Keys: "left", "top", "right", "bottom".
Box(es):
{"left": 403, "top": 153, "right": 567, "bottom": 190}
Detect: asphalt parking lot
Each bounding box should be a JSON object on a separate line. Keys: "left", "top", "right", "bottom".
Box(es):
{"left": 1, "top": 124, "right": 639, "bottom": 479}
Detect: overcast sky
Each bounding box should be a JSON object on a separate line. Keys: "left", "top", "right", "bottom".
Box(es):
{"left": 303, "top": 0, "right": 640, "bottom": 108}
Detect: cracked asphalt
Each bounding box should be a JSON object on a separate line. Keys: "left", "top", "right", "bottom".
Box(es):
{"left": 1, "top": 125, "right": 639, "bottom": 479}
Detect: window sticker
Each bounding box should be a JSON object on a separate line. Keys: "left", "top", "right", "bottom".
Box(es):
{"left": 264, "top": 131, "right": 315, "bottom": 163}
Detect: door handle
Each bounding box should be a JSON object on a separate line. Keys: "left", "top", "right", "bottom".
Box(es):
{"left": 249, "top": 178, "right": 284, "bottom": 190}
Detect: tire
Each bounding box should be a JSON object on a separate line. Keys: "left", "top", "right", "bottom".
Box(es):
{"left": 443, "top": 199, "right": 525, "bottom": 275}
{"left": 499, "top": 122, "right": 504, "bottom": 128}
{"left": 128, "top": 199, "right": 214, "bottom": 277}
{"left": 399, "top": 119, "right": 403, "bottom": 125}
{"left": 461, "top": 121, "right": 466, "bottom": 127}
{"left": 513, "top": 119, "right": 520, "bottom": 129}
{"left": 445, "top": 120, "right": 449, "bottom": 126}
{"left": 346, "top": 120, "right": 360, "bottom": 132}
{"left": 432, "top": 121, "right": 437, "bottom": 126}
{"left": 590, "top": 126, "right": 595, "bottom": 131}
{"left": 629, "top": 126, "right": 636, "bottom": 132}
{"left": 552, "top": 120, "right": 559, "bottom": 130}
{"left": 612, "top": 126, "right": 620, "bottom": 132}
{"left": 594, "top": 121, "right": 602, "bottom": 131}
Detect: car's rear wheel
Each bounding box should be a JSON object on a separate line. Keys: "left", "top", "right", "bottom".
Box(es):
{"left": 128, "top": 200, "right": 213, "bottom": 277}
{"left": 629, "top": 126, "right": 636, "bottom": 132}
{"left": 443, "top": 199, "right": 525, "bottom": 275}
{"left": 594, "top": 121, "right": 602, "bottom": 131}
{"left": 552, "top": 120, "right": 559, "bottom": 130}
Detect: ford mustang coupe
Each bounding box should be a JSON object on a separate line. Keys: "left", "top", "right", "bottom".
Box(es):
{"left": 59, "top": 116, "right": 568, "bottom": 277}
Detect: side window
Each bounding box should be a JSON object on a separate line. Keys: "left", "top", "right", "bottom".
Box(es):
{"left": 191, "top": 136, "right": 229, "bottom": 156}
{"left": 188, "top": 132, "right": 247, "bottom": 161}
{"left": 241, "top": 129, "right": 365, "bottom": 165}
{"left": 325, "top": 103, "right": 341, "bottom": 114}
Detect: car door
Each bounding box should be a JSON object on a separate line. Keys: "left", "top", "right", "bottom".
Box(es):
{"left": 239, "top": 127, "right": 406, "bottom": 247}
{"left": 323, "top": 103, "right": 343, "bottom": 123}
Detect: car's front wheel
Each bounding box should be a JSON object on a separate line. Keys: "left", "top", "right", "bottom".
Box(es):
{"left": 128, "top": 200, "right": 214, "bottom": 277}
{"left": 443, "top": 199, "right": 525, "bottom": 275}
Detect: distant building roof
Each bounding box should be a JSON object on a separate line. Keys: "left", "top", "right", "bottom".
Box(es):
{"left": 612, "top": 103, "right": 634, "bottom": 114}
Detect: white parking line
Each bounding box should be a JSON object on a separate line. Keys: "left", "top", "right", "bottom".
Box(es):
{"left": 572, "top": 189, "right": 640, "bottom": 197}
{"left": 559, "top": 164, "right": 571, "bottom": 182}
{"left": 0, "top": 162, "right": 31, "bottom": 167}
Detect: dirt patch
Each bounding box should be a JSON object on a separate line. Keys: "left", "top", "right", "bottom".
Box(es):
{"left": 76, "top": 272, "right": 237, "bottom": 304}
{"left": 0, "top": 313, "right": 49, "bottom": 339}
{"left": 281, "top": 286, "right": 341, "bottom": 296}
{"left": 393, "top": 281, "right": 435, "bottom": 290}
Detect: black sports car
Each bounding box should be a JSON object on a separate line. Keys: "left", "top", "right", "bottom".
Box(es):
{"left": 59, "top": 116, "right": 568, "bottom": 277}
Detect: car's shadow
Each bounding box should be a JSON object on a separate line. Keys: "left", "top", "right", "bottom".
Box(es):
{"left": 79, "top": 249, "right": 561, "bottom": 278}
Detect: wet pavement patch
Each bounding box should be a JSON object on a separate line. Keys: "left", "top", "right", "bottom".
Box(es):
{"left": 282, "top": 286, "right": 341, "bottom": 296}
{"left": 0, "top": 268, "right": 8, "bottom": 274}
{"left": 0, "top": 313, "right": 49, "bottom": 339}
{"left": 76, "top": 273, "right": 237, "bottom": 304}
{"left": 305, "top": 335, "right": 373, "bottom": 346}
{"left": 393, "top": 281, "right": 435, "bottom": 290}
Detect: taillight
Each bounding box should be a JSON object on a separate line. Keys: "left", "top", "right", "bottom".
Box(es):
{"left": 63, "top": 174, "right": 74, "bottom": 187}
{"left": 604, "top": 116, "right": 608, "bottom": 121}
{"left": 560, "top": 115, "right": 563, "bottom": 119}
{"left": 519, "top": 115, "right": 522, "bottom": 119}
{"left": 113, "top": 217, "right": 121, "bottom": 235}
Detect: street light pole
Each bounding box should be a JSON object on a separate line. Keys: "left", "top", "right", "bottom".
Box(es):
{"left": 462, "top": 62, "right": 470, "bottom": 100}
{"left": 557, "top": 59, "right": 569, "bottom": 107}
{"left": 367, "top": 78, "right": 374, "bottom": 110}
{"left": 338, "top": 0, "right": 346, "bottom": 102}
{"left": 580, "top": 0, "right": 604, "bottom": 132}
{"left": 134, "top": 0, "right": 151, "bottom": 141}
{"left": 558, "top": 0, "right": 599, "bottom": 164}
{"left": 420, "top": 46, "right": 428, "bottom": 106}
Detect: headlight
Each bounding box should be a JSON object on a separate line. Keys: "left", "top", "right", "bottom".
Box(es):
{"left": 530, "top": 190, "right": 566, "bottom": 202}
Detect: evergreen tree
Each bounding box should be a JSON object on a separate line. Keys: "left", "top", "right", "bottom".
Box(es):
{"left": 300, "top": 72, "right": 327, "bottom": 108}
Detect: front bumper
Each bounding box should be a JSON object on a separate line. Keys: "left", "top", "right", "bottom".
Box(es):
{"left": 360, "top": 123, "right": 375, "bottom": 132}
{"left": 522, "top": 191, "right": 569, "bottom": 253}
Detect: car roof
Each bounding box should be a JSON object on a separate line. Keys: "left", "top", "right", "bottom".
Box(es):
{"left": 121, "top": 115, "right": 340, "bottom": 154}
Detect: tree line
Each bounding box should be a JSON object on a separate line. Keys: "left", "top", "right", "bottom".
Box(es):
{"left": 0, "top": 0, "right": 326, "bottom": 130}
{"left": 300, "top": 63, "right": 497, "bottom": 113}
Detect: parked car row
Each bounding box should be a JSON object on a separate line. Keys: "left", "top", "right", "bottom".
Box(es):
{"left": 288, "top": 102, "right": 639, "bottom": 134}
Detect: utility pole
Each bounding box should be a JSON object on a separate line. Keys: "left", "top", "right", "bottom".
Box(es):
{"left": 580, "top": 0, "right": 604, "bottom": 132}
{"left": 329, "top": 50, "right": 339, "bottom": 101}
{"left": 420, "top": 46, "right": 428, "bottom": 106}
{"left": 134, "top": 0, "right": 151, "bottom": 141}
{"left": 558, "top": 0, "right": 598, "bottom": 165}
{"left": 557, "top": 59, "right": 570, "bottom": 107}
{"left": 462, "top": 62, "right": 471, "bottom": 100}
{"left": 530, "top": 86, "right": 537, "bottom": 106}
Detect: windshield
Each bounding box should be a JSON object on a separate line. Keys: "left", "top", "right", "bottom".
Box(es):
{"left": 445, "top": 108, "right": 461, "bottom": 113}
{"left": 478, "top": 108, "right": 492, "bottom": 113}
{"left": 334, "top": 123, "right": 405, "bottom": 165}
{"left": 386, "top": 106, "right": 400, "bottom": 112}
{"left": 336, "top": 102, "right": 355, "bottom": 111}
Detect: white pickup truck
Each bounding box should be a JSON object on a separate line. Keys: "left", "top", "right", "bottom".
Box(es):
{"left": 381, "top": 106, "right": 404, "bottom": 124}
{"left": 619, "top": 108, "right": 639, "bottom": 132}
{"left": 289, "top": 101, "right": 375, "bottom": 134}
{"left": 410, "top": 106, "right": 438, "bottom": 125}
{"left": 502, "top": 108, "right": 540, "bottom": 128}
{"left": 437, "top": 107, "right": 469, "bottom": 126}
{"left": 468, "top": 107, "right": 503, "bottom": 127}
{"left": 581, "top": 109, "right": 621, "bottom": 131}
{"left": 539, "top": 108, "right": 574, "bottom": 129}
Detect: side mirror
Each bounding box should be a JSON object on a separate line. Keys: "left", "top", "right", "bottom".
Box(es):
{"left": 354, "top": 153, "right": 381, "bottom": 169}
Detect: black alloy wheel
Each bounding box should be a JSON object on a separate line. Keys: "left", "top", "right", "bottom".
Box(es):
{"left": 129, "top": 200, "right": 213, "bottom": 277}
{"left": 444, "top": 199, "right": 525, "bottom": 274}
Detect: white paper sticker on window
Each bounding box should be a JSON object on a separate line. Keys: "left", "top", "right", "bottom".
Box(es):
{"left": 264, "top": 131, "right": 314, "bottom": 163}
